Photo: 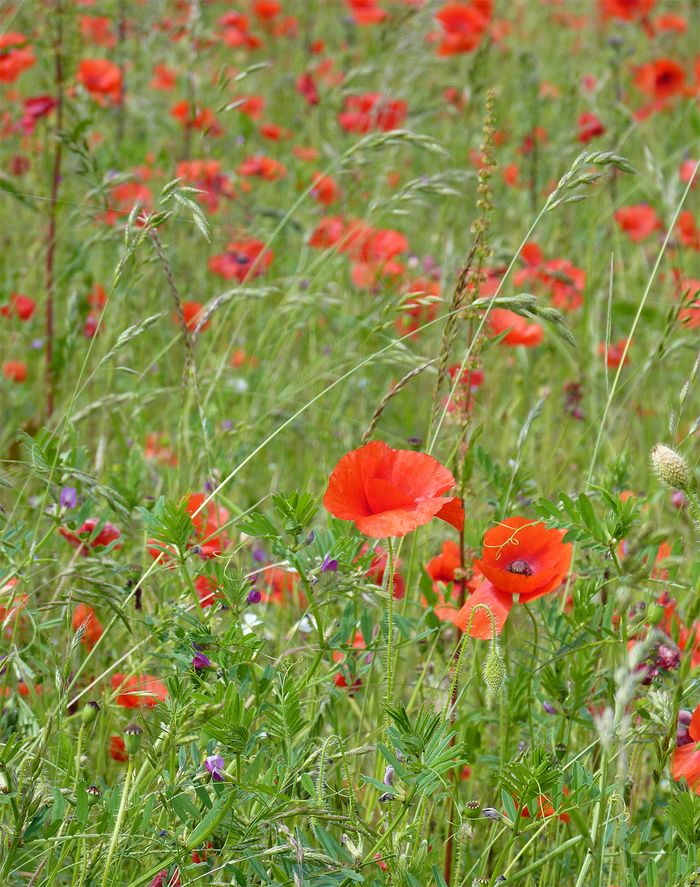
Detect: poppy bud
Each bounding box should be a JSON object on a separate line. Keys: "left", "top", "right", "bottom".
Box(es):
{"left": 650, "top": 444, "right": 691, "bottom": 491}
{"left": 0, "top": 769, "right": 11, "bottom": 795}
{"left": 123, "top": 723, "right": 143, "bottom": 756}
{"left": 86, "top": 785, "right": 102, "bottom": 806}
{"left": 81, "top": 701, "right": 100, "bottom": 726}
{"left": 646, "top": 602, "right": 665, "bottom": 626}
{"left": 482, "top": 643, "right": 506, "bottom": 705}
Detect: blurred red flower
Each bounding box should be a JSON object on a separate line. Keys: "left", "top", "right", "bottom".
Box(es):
{"left": 112, "top": 672, "right": 168, "bottom": 707}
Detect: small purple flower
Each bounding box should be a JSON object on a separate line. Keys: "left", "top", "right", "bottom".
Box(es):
{"left": 31, "top": 337, "right": 44, "bottom": 349}
{"left": 59, "top": 486, "right": 77, "bottom": 510}
{"left": 252, "top": 547, "right": 266, "bottom": 563}
{"left": 247, "top": 587, "right": 262, "bottom": 605}
{"left": 205, "top": 754, "right": 225, "bottom": 781}
{"left": 321, "top": 553, "right": 338, "bottom": 573}
{"left": 221, "top": 419, "right": 234, "bottom": 431}
{"left": 193, "top": 652, "right": 211, "bottom": 671}
{"left": 543, "top": 701, "right": 557, "bottom": 715}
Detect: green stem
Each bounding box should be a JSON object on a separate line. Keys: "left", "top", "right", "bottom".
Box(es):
{"left": 101, "top": 758, "right": 134, "bottom": 887}
{"left": 384, "top": 538, "right": 396, "bottom": 729}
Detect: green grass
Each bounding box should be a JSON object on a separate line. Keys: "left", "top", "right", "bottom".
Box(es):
{"left": 0, "top": 0, "right": 699, "bottom": 885}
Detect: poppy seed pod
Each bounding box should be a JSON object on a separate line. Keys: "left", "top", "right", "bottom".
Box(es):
{"left": 81, "top": 701, "right": 100, "bottom": 726}
{"left": 123, "top": 723, "right": 143, "bottom": 756}
{"left": 650, "top": 444, "right": 691, "bottom": 491}
{"left": 86, "top": 785, "right": 102, "bottom": 806}
{"left": 464, "top": 800, "right": 481, "bottom": 820}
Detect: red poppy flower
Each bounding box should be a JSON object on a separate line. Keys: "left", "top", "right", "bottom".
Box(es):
{"left": 577, "top": 112, "right": 605, "bottom": 143}
{"left": 109, "top": 735, "right": 129, "bottom": 763}
{"left": 633, "top": 59, "right": 686, "bottom": 102}
{"left": 178, "top": 301, "right": 209, "bottom": 332}
{"left": 0, "top": 293, "right": 35, "bottom": 321}
{"left": 323, "top": 441, "right": 464, "bottom": 538}
{"left": 333, "top": 631, "right": 369, "bottom": 690}
{"left": 112, "top": 672, "right": 168, "bottom": 708}
{"left": 599, "top": 338, "right": 631, "bottom": 368}
{"left": 2, "top": 361, "right": 27, "bottom": 383}
{"left": 79, "top": 16, "right": 116, "bottom": 47}
{"left": 77, "top": 58, "right": 122, "bottom": 103}
{"left": 72, "top": 603, "right": 103, "bottom": 650}
{"left": 170, "top": 101, "right": 222, "bottom": 135}
{"left": 599, "top": 0, "right": 654, "bottom": 20}
{"left": 614, "top": 204, "right": 661, "bottom": 242}
{"left": 259, "top": 566, "right": 301, "bottom": 604}
{"left": 672, "top": 705, "right": 700, "bottom": 791}
{"left": 434, "top": 2, "right": 492, "bottom": 56}
{"left": 490, "top": 309, "right": 543, "bottom": 347}
{"left": 455, "top": 518, "right": 572, "bottom": 638}
{"left": 150, "top": 63, "right": 177, "bottom": 91}
{"left": 237, "top": 155, "right": 287, "bottom": 181}
{"left": 518, "top": 787, "right": 570, "bottom": 822}
{"left": 310, "top": 173, "right": 341, "bottom": 206}
{"left": 424, "top": 540, "right": 481, "bottom": 622}
{"left": 186, "top": 493, "right": 230, "bottom": 558}
{"left": 361, "top": 544, "right": 406, "bottom": 598}
{"left": 347, "top": 0, "right": 388, "bottom": 26}
{"left": 208, "top": 239, "right": 273, "bottom": 282}
{"left": 60, "top": 518, "right": 121, "bottom": 555}
{"left": 295, "top": 71, "right": 320, "bottom": 106}
{"left": 0, "top": 33, "right": 36, "bottom": 84}
{"left": 677, "top": 211, "right": 700, "bottom": 251}
{"left": 338, "top": 94, "right": 407, "bottom": 134}
{"left": 195, "top": 575, "right": 222, "bottom": 608}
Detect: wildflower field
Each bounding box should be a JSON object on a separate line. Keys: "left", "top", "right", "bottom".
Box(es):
{"left": 0, "top": 0, "right": 699, "bottom": 884}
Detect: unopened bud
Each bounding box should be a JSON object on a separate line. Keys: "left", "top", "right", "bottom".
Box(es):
{"left": 482, "top": 643, "right": 506, "bottom": 705}
{"left": 123, "top": 723, "right": 143, "bottom": 756}
{"left": 81, "top": 701, "right": 100, "bottom": 727}
{"left": 650, "top": 444, "right": 691, "bottom": 491}
{"left": 646, "top": 602, "right": 665, "bottom": 626}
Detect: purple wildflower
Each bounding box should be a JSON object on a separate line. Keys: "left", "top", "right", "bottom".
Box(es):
{"left": 205, "top": 754, "right": 225, "bottom": 782}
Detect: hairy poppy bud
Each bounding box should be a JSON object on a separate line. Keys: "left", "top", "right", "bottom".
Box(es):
{"left": 81, "top": 701, "right": 100, "bottom": 726}
{"left": 482, "top": 643, "right": 506, "bottom": 705}
{"left": 123, "top": 723, "right": 143, "bottom": 756}
{"left": 650, "top": 444, "right": 691, "bottom": 491}
{"left": 86, "top": 785, "right": 102, "bottom": 806}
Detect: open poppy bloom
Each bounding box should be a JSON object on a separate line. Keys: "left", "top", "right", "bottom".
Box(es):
{"left": 672, "top": 705, "right": 700, "bottom": 792}
{"left": 109, "top": 735, "right": 128, "bottom": 763}
{"left": 455, "top": 517, "right": 572, "bottom": 638}
{"left": 60, "top": 518, "right": 121, "bottom": 555}
{"left": 77, "top": 58, "right": 122, "bottom": 103}
{"left": 424, "top": 540, "right": 482, "bottom": 622}
{"left": 112, "top": 672, "right": 168, "bottom": 707}
{"left": 323, "top": 441, "right": 464, "bottom": 538}
{"left": 517, "top": 787, "right": 570, "bottom": 822}
{"left": 490, "top": 309, "right": 543, "bottom": 347}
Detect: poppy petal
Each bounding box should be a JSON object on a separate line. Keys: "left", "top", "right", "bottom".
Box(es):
{"left": 453, "top": 581, "right": 513, "bottom": 639}
{"left": 436, "top": 496, "right": 464, "bottom": 532}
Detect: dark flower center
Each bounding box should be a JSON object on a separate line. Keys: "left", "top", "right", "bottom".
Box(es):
{"left": 507, "top": 559, "right": 533, "bottom": 576}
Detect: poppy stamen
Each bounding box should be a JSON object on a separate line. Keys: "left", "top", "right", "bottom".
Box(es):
{"left": 507, "top": 560, "right": 534, "bottom": 576}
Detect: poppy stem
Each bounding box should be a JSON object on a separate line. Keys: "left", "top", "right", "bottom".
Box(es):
{"left": 101, "top": 757, "right": 134, "bottom": 887}
{"left": 383, "top": 538, "right": 396, "bottom": 728}
{"left": 45, "top": 0, "right": 65, "bottom": 419}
